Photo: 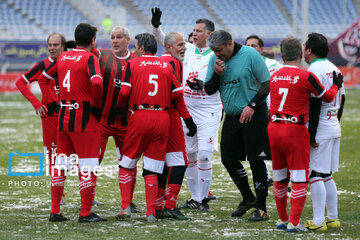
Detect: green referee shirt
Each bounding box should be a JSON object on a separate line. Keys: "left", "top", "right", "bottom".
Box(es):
{"left": 205, "top": 45, "right": 270, "bottom": 115}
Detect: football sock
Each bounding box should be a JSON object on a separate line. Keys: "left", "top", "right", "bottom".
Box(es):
{"left": 79, "top": 172, "right": 97, "bottom": 217}
{"left": 155, "top": 187, "right": 165, "bottom": 211}
{"left": 290, "top": 182, "right": 308, "bottom": 226}
{"left": 274, "top": 181, "right": 289, "bottom": 221}
{"left": 119, "top": 167, "right": 133, "bottom": 210}
{"left": 250, "top": 160, "right": 268, "bottom": 211}
{"left": 144, "top": 174, "right": 158, "bottom": 217}
{"left": 165, "top": 184, "right": 181, "bottom": 210}
{"left": 324, "top": 176, "right": 338, "bottom": 219}
{"left": 185, "top": 152, "right": 199, "bottom": 202}
{"left": 233, "top": 165, "right": 256, "bottom": 203}
{"left": 198, "top": 159, "right": 212, "bottom": 201}
{"left": 310, "top": 177, "right": 326, "bottom": 225}
{"left": 130, "top": 167, "right": 137, "bottom": 202}
{"left": 50, "top": 168, "right": 66, "bottom": 214}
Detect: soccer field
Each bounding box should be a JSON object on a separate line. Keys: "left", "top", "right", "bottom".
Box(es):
{"left": 0, "top": 89, "right": 359, "bottom": 240}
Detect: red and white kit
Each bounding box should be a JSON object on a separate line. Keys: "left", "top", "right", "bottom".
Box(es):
{"left": 117, "top": 54, "right": 183, "bottom": 173}
{"left": 268, "top": 65, "right": 339, "bottom": 182}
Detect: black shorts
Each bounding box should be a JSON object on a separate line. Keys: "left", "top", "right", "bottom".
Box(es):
{"left": 220, "top": 103, "right": 271, "bottom": 162}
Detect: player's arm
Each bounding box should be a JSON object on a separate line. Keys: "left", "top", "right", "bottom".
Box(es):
{"left": 310, "top": 71, "right": 343, "bottom": 102}
{"left": 308, "top": 97, "right": 322, "bottom": 147}
{"left": 88, "top": 55, "right": 103, "bottom": 109}
{"left": 38, "top": 61, "right": 58, "bottom": 106}
{"left": 117, "top": 62, "right": 132, "bottom": 108}
{"left": 16, "top": 61, "right": 46, "bottom": 115}
{"left": 338, "top": 94, "right": 345, "bottom": 122}
{"left": 204, "top": 56, "right": 221, "bottom": 95}
{"left": 173, "top": 96, "right": 197, "bottom": 137}
{"left": 170, "top": 72, "right": 184, "bottom": 101}
{"left": 151, "top": 7, "right": 165, "bottom": 47}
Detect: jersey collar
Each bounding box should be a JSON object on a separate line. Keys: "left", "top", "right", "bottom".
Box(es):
{"left": 195, "top": 47, "right": 212, "bottom": 56}
{"left": 284, "top": 64, "right": 299, "bottom": 69}
{"left": 114, "top": 50, "right": 130, "bottom": 60}
{"left": 309, "top": 58, "right": 326, "bottom": 65}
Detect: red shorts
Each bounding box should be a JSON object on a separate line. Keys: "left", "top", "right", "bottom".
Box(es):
{"left": 41, "top": 116, "right": 58, "bottom": 169}
{"left": 166, "top": 109, "right": 188, "bottom": 166}
{"left": 268, "top": 122, "right": 310, "bottom": 182}
{"left": 99, "top": 123, "right": 127, "bottom": 161}
{"left": 120, "top": 110, "right": 169, "bottom": 173}
{"left": 57, "top": 130, "right": 100, "bottom": 171}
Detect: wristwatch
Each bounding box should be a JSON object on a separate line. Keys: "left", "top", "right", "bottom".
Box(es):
{"left": 248, "top": 101, "right": 256, "bottom": 109}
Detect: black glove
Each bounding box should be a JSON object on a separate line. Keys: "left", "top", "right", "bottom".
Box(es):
{"left": 183, "top": 117, "right": 197, "bottom": 137}
{"left": 332, "top": 71, "right": 343, "bottom": 89}
{"left": 49, "top": 101, "right": 60, "bottom": 113}
{"left": 151, "top": 7, "right": 162, "bottom": 28}
{"left": 64, "top": 41, "right": 77, "bottom": 51}
{"left": 186, "top": 78, "right": 204, "bottom": 91}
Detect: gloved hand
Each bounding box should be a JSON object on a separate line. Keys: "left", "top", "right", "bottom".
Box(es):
{"left": 332, "top": 71, "right": 343, "bottom": 89}
{"left": 151, "top": 7, "right": 162, "bottom": 28}
{"left": 183, "top": 117, "right": 197, "bottom": 137}
{"left": 186, "top": 78, "right": 204, "bottom": 91}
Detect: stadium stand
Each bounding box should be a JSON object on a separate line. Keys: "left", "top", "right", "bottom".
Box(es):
{"left": 0, "top": 0, "right": 359, "bottom": 41}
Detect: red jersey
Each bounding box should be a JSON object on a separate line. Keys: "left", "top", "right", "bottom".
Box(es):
{"left": 16, "top": 57, "right": 59, "bottom": 117}
{"left": 39, "top": 48, "right": 103, "bottom": 132}
{"left": 118, "top": 54, "right": 183, "bottom": 112}
{"left": 270, "top": 65, "right": 338, "bottom": 124}
{"left": 95, "top": 49, "right": 135, "bottom": 126}
{"left": 159, "top": 53, "right": 190, "bottom": 119}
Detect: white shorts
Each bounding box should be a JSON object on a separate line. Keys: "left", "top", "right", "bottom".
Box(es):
{"left": 182, "top": 111, "right": 221, "bottom": 154}
{"left": 165, "top": 151, "right": 187, "bottom": 167}
{"left": 310, "top": 137, "right": 340, "bottom": 174}
{"left": 120, "top": 155, "right": 165, "bottom": 174}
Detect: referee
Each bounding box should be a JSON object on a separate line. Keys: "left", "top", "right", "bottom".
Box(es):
{"left": 204, "top": 30, "right": 271, "bottom": 221}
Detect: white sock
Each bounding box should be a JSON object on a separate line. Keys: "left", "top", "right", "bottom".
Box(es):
{"left": 198, "top": 160, "right": 212, "bottom": 202}
{"left": 310, "top": 177, "right": 326, "bottom": 226}
{"left": 185, "top": 152, "right": 199, "bottom": 202}
{"left": 324, "top": 176, "right": 338, "bottom": 219}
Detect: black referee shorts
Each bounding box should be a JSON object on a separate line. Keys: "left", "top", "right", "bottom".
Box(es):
{"left": 220, "top": 103, "right": 271, "bottom": 162}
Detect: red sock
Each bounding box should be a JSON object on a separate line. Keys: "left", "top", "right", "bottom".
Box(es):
{"left": 79, "top": 172, "right": 97, "bottom": 217}
{"left": 130, "top": 167, "right": 137, "bottom": 202}
{"left": 165, "top": 184, "right": 181, "bottom": 210}
{"left": 144, "top": 174, "right": 158, "bottom": 217}
{"left": 50, "top": 169, "right": 66, "bottom": 214}
{"left": 119, "top": 167, "right": 133, "bottom": 210}
{"left": 290, "top": 182, "right": 308, "bottom": 226}
{"left": 274, "top": 181, "right": 289, "bottom": 222}
{"left": 156, "top": 187, "right": 165, "bottom": 211}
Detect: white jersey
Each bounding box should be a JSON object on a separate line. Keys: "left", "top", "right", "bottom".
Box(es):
{"left": 183, "top": 42, "right": 222, "bottom": 117}
{"left": 152, "top": 27, "right": 222, "bottom": 119}
{"left": 264, "top": 57, "right": 283, "bottom": 109}
{"left": 308, "top": 58, "right": 345, "bottom": 139}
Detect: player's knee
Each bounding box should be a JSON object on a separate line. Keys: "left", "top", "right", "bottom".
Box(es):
{"left": 142, "top": 169, "right": 157, "bottom": 177}
{"left": 198, "top": 150, "right": 212, "bottom": 163}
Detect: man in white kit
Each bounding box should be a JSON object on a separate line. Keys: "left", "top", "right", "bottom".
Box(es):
{"left": 151, "top": 8, "right": 222, "bottom": 211}
{"left": 303, "top": 32, "right": 345, "bottom": 231}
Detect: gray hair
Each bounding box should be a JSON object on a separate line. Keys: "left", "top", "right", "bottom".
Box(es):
{"left": 47, "top": 32, "right": 66, "bottom": 48}
{"left": 135, "top": 33, "right": 157, "bottom": 54}
{"left": 111, "top": 26, "right": 130, "bottom": 39}
{"left": 207, "top": 30, "right": 232, "bottom": 50}
{"left": 280, "top": 36, "right": 302, "bottom": 61}
{"left": 164, "top": 32, "right": 184, "bottom": 46}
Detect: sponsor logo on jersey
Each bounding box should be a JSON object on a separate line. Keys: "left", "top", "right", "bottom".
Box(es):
{"left": 272, "top": 75, "right": 299, "bottom": 84}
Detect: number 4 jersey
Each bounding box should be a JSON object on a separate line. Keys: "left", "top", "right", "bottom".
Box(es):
{"left": 40, "top": 48, "right": 103, "bottom": 133}
{"left": 269, "top": 65, "right": 339, "bottom": 124}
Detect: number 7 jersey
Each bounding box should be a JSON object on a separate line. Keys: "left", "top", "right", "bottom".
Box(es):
{"left": 269, "top": 65, "right": 337, "bottom": 124}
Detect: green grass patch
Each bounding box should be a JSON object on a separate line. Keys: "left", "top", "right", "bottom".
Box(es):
{"left": 0, "top": 90, "right": 359, "bottom": 239}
